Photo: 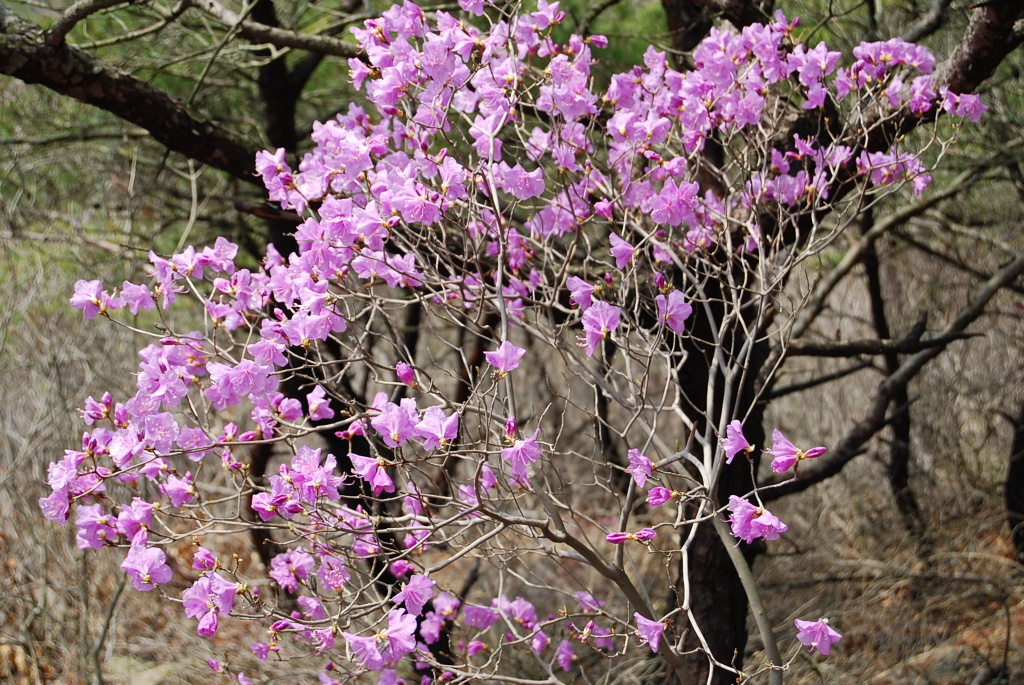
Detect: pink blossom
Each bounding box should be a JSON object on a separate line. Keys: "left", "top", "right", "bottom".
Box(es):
{"left": 609, "top": 232, "right": 635, "bottom": 269}
{"left": 395, "top": 361, "right": 417, "bottom": 387}
{"left": 495, "top": 162, "right": 546, "bottom": 200}
{"left": 656, "top": 291, "right": 693, "bottom": 335}
{"left": 370, "top": 402, "right": 418, "bottom": 447}
{"left": 728, "top": 495, "right": 788, "bottom": 543}
{"left": 565, "top": 276, "right": 595, "bottom": 311}
{"left": 393, "top": 574, "right": 436, "bottom": 616}
{"left": 625, "top": 448, "right": 653, "bottom": 488}
{"left": 500, "top": 429, "right": 542, "bottom": 479}
{"left": 795, "top": 617, "right": 843, "bottom": 655}
{"left": 416, "top": 406, "right": 459, "bottom": 450}
{"left": 71, "top": 280, "right": 123, "bottom": 319}
{"left": 647, "top": 487, "right": 673, "bottom": 507}
{"left": 349, "top": 453, "right": 395, "bottom": 496}
{"left": 120, "top": 544, "right": 172, "bottom": 591}
{"left": 555, "top": 639, "right": 575, "bottom": 671}
{"left": 768, "top": 429, "right": 826, "bottom": 473}
{"left": 182, "top": 573, "right": 238, "bottom": 637}
{"left": 723, "top": 420, "right": 753, "bottom": 464}
{"left": 580, "top": 301, "right": 621, "bottom": 356}
{"left": 306, "top": 385, "right": 335, "bottom": 421}
{"left": 269, "top": 547, "right": 314, "bottom": 593}
{"left": 606, "top": 527, "right": 656, "bottom": 544}
{"left": 192, "top": 546, "right": 217, "bottom": 571}
{"left": 575, "top": 591, "right": 604, "bottom": 612}
{"left": 634, "top": 613, "right": 665, "bottom": 653}
{"left": 484, "top": 341, "right": 526, "bottom": 377}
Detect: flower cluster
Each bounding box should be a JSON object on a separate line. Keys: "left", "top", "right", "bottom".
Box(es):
{"left": 45, "top": 0, "right": 982, "bottom": 680}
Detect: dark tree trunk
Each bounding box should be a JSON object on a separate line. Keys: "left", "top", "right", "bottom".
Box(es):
{"left": 1006, "top": 398, "right": 1024, "bottom": 563}
{"left": 669, "top": 268, "right": 769, "bottom": 684}
{"left": 863, "top": 239, "right": 933, "bottom": 557}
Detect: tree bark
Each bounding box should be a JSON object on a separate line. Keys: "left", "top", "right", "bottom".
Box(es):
{"left": 1006, "top": 398, "right": 1024, "bottom": 563}
{"left": 863, "top": 239, "right": 933, "bottom": 557}
{"left": 0, "top": 3, "right": 258, "bottom": 181}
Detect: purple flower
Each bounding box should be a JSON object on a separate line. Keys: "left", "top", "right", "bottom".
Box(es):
{"left": 501, "top": 429, "right": 542, "bottom": 479}
{"left": 565, "top": 276, "right": 595, "bottom": 311}
{"left": 298, "top": 595, "right": 325, "bottom": 621}
{"left": 342, "top": 632, "right": 384, "bottom": 671}
{"left": 495, "top": 162, "right": 546, "bottom": 200}
{"left": 647, "top": 487, "right": 673, "bottom": 507}
{"left": 462, "top": 604, "right": 498, "bottom": 630}
{"left": 575, "top": 591, "right": 604, "bottom": 612}
{"left": 71, "top": 280, "right": 122, "bottom": 319}
{"left": 580, "top": 301, "right": 621, "bottom": 357}
{"left": 395, "top": 361, "right": 417, "bottom": 387}
{"left": 121, "top": 544, "right": 173, "bottom": 591}
{"left": 182, "top": 573, "right": 238, "bottom": 637}
{"left": 942, "top": 89, "right": 987, "bottom": 122}
{"left": 121, "top": 281, "right": 156, "bottom": 315}
{"left": 192, "top": 546, "right": 217, "bottom": 571}
{"left": 269, "top": 547, "right": 314, "bottom": 593}
{"left": 160, "top": 472, "right": 196, "bottom": 508}
{"left": 75, "top": 504, "right": 118, "bottom": 549}
{"left": 117, "top": 497, "right": 154, "bottom": 545}
{"left": 655, "top": 291, "right": 693, "bottom": 335}
{"left": 349, "top": 453, "right": 396, "bottom": 496}
{"left": 306, "top": 385, "right": 335, "bottom": 421}
{"left": 532, "top": 629, "right": 549, "bottom": 653}
{"left": 609, "top": 232, "right": 635, "bottom": 270}
{"left": 484, "top": 341, "right": 526, "bottom": 378}
{"left": 459, "top": 0, "right": 485, "bottom": 14}
{"left": 415, "top": 406, "right": 459, "bottom": 450}
{"left": 606, "top": 527, "right": 656, "bottom": 544}
{"left": 794, "top": 618, "right": 843, "bottom": 655}
{"left": 393, "top": 574, "right": 436, "bottom": 616}
{"left": 769, "top": 429, "right": 827, "bottom": 473}
{"left": 555, "top": 639, "right": 575, "bottom": 671}
{"left": 728, "top": 495, "right": 788, "bottom": 544}
{"left": 634, "top": 613, "right": 665, "bottom": 653}
{"left": 625, "top": 448, "right": 653, "bottom": 488}
{"left": 723, "top": 420, "right": 753, "bottom": 464}
{"left": 370, "top": 402, "right": 418, "bottom": 447}
{"left": 381, "top": 608, "right": 418, "bottom": 661}
{"left": 317, "top": 554, "right": 350, "bottom": 591}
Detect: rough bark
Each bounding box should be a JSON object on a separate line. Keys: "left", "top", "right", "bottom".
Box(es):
{"left": 1007, "top": 398, "right": 1024, "bottom": 563}
{"left": 660, "top": 0, "right": 770, "bottom": 53}
{"left": 0, "top": 3, "right": 258, "bottom": 181}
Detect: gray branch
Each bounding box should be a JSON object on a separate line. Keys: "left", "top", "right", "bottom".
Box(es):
{"left": 186, "top": 0, "right": 361, "bottom": 59}
{"left": 761, "top": 251, "right": 1024, "bottom": 501}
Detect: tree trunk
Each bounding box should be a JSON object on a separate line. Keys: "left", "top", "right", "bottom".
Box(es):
{"left": 1006, "top": 398, "right": 1024, "bottom": 562}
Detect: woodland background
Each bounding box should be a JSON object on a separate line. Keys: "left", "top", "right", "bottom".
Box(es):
{"left": 2, "top": 0, "right": 1024, "bottom": 683}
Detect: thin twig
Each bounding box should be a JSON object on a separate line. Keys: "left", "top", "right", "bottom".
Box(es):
{"left": 45, "top": 0, "right": 126, "bottom": 46}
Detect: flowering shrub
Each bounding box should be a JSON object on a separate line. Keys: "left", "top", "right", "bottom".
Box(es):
{"left": 47, "top": 0, "right": 985, "bottom": 682}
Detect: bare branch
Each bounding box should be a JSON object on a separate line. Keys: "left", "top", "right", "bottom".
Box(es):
{"left": 760, "top": 250, "right": 1024, "bottom": 501}
{"left": 44, "top": 0, "right": 126, "bottom": 46}
{"left": 896, "top": 229, "right": 1024, "bottom": 295}
{"left": 577, "top": 0, "right": 622, "bottom": 37}
{"left": 186, "top": 0, "right": 361, "bottom": 59}
{"left": 764, "top": 360, "right": 874, "bottom": 400}
{"left": 785, "top": 331, "right": 975, "bottom": 358}
{"left": 902, "top": 0, "right": 954, "bottom": 43}
{"left": 0, "top": 4, "right": 259, "bottom": 181}
{"left": 930, "top": 2, "right": 1024, "bottom": 100}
